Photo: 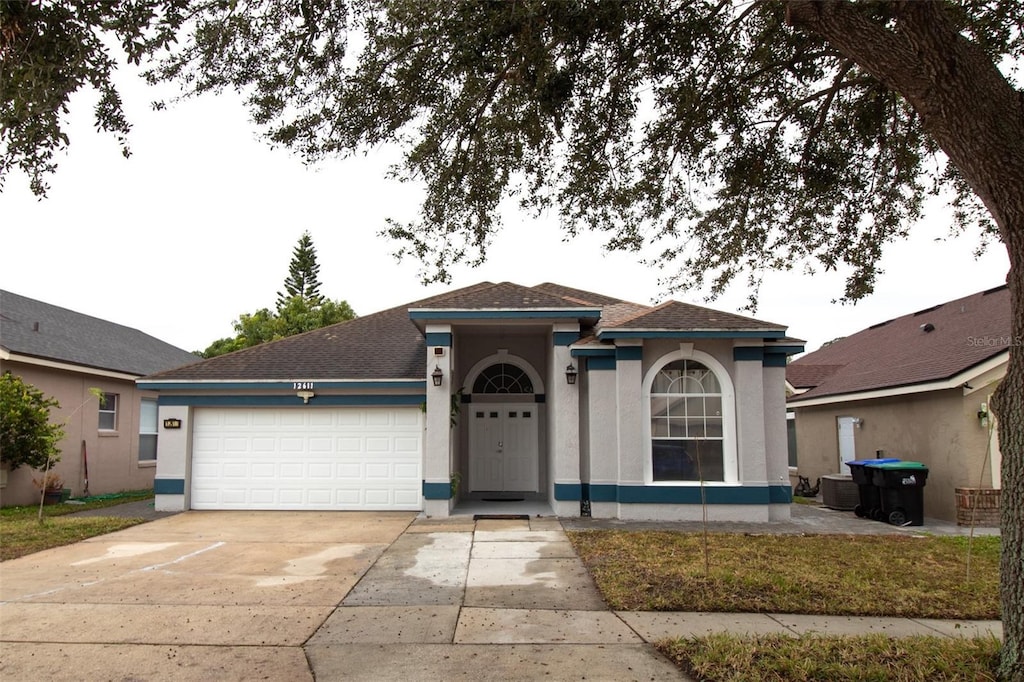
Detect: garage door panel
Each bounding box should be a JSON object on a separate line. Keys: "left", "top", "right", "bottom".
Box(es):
{"left": 191, "top": 407, "right": 423, "bottom": 510}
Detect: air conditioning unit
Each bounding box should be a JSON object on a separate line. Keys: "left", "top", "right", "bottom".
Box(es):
{"left": 821, "top": 474, "right": 859, "bottom": 511}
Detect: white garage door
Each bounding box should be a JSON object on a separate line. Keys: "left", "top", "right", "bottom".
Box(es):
{"left": 191, "top": 407, "right": 423, "bottom": 510}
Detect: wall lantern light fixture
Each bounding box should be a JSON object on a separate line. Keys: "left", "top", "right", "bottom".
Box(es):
{"left": 432, "top": 365, "right": 444, "bottom": 387}
{"left": 565, "top": 363, "right": 578, "bottom": 385}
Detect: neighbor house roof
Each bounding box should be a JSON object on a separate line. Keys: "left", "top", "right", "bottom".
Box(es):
{"left": 0, "top": 290, "right": 200, "bottom": 377}
{"left": 143, "top": 281, "right": 795, "bottom": 383}
{"left": 788, "top": 285, "right": 1010, "bottom": 403}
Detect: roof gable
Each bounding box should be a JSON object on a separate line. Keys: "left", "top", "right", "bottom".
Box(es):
{"left": 788, "top": 285, "right": 1010, "bottom": 401}
{"left": 603, "top": 300, "right": 786, "bottom": 333}
{"left": 411, "top": 281, "right": 594, "bottom": 310}
{"left": 1, "top": 290, "right": 199, "bottom": 376}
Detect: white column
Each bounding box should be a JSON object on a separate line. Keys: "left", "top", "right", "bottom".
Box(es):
{"left": 154, "top": 404, "right": 190, "bottom": 512}
{"left": 586, "top": 359, "right": 618, "bottom": 518}
{"left": 616, "top": 342, "right": 644, "bottom": 486}
{"left": 762, "top": 360, "right": 791, "bottom": 520}
{"left": 423, "top": 324, "right": 453, "bottom": 517}
{"left": 549, "top": 324, "right": 581, "bottom": 516}
{"left": 733, "top": 346, "right": 768, "bottom": 484}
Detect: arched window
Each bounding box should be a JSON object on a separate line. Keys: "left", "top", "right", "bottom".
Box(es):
{"left": 473, "top": 363, "right": 534, "bottom": 394}
{"left": 649, "top": 358, "right": 727, "bottom": 482}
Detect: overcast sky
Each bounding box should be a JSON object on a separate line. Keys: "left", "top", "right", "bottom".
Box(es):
{"left": 0, "top": 64, "right": 1009, "bottom": 357}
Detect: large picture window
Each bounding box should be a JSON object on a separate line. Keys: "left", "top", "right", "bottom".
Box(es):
{"left": 650, "top": 359, "right": 725, "bottom": 481}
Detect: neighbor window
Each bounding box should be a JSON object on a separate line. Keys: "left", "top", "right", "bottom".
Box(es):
{"left": 139, "top": 398, "right": 158, "bottom": 461}
{"left": 650, "top": 360, "right": 725, "bottom": 481}
{"left": 98, "top": 392, "right": 118, "bottom": 430}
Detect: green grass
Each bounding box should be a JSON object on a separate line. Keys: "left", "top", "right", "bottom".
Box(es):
{"left": 1, "top": 491, "right": 154, "bottom": 561}
{"left": 567, "top": 531, "right": 999, "bottom": 619}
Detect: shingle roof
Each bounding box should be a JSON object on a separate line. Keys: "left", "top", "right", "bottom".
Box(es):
{"left": 143, "top": 281, "right": 794, "bottom": 382}
{"left": 788, "top": 285, "right": 1010, "bottom": 401}
{"left": 0, "top": 290, "right": 200, "bottom": 376}
{"left": 605, "top": 300, "right": 786, "bottom": 332}
{"left": 412, "top": 281, "right": 595, "bottom": 310}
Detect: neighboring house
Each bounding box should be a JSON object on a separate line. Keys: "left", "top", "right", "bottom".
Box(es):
{"left": 787, "top": 285, "right": 1008, "bottom": 522}
{"left": 0, "top": 291, "right": 200, "bottom": 506}
{"left": 141, "top": 282, "right": 802, "bottom": 521}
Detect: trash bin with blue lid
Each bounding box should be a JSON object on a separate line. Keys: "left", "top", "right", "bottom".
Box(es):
{"left": 870, "top": 461, "right": 929, "bottom": 526}
{"left": 845, "top": 458, "right": 900, "bottom": 519}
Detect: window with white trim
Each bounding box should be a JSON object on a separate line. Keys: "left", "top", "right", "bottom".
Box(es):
{"left": 98, "top": 393, "right": 118, "bottom": 431}
{"left": 650, "top": 360, "right": 725, "bottom": 481}
{"left": 139, "top": 399, "right": 158, "bottom": 461}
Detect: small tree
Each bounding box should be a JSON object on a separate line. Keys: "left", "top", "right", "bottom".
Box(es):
{"left": 276, "top": 231, "right": 324, "bottom": 309}
{"left": 0, "top": 373, "right": 64, "bottom": 471}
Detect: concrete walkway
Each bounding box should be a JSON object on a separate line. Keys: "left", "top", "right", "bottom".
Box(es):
{"left": 302, "top": 515, "right": 1001, "bottom": 681}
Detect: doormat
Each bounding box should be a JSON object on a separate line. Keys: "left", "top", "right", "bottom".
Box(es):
{"left": 481, "top": 497, "right": 525, "bottom": 502}
{"left": 474, "top": 514, "right": 530, "bottom": 520}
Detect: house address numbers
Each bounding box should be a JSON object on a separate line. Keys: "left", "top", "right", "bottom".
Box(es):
{"left": 293, "top": 382, "right": 315, "bottom": 390}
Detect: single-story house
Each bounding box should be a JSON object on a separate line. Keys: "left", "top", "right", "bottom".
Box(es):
{"left": 787, "top": 285, "right": 1007, "bottom": 523}
{"left": 0, "top": 290, "right": 200, "bottom": 505}
{"left": 141, "top": 282, "right": 802, "bottom": 521}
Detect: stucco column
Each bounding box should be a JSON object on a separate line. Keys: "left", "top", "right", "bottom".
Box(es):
{"left": 154, "top": 404, "right": 190, "bottom": 512}
{"left": 615, "top": 342, "right": 644, "bottom": 486}
{"left": 762, "top": 358, "right": 791, "bottom": 520}
{"left": 549, "top": 324, "right": 581, "bottom": 516}
{"left": 733, "top": 346, "right": 769, "bottom": 484}
{"left": 423, "top": 324, "right": 453, "bottom": 517}
{"left": 586, "top": 355, "right": 618, "bottom": 518}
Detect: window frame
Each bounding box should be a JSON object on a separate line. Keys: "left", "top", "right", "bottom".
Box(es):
{"left": 138, "top": 398, "right": 158, "bottom": 463}
{"left": 642, "top": 349, "right": 738, "bottom": 485}
{"left": 98, "top": 392, "right": 119, "bottom": 431}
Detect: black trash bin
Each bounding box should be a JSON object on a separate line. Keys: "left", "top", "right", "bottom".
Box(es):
{"left": 870, "top": 462, "right": 929, "bottom": 526}
{"left": 845, "top": 458, "right": 900, "bottom": 519}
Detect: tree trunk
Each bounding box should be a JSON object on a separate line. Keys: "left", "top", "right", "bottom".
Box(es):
{"left": 786, "top": 2, "right": 1024, "bottom": 677}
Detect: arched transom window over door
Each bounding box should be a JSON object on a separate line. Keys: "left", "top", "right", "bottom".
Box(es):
{"left": 650, "top": 359, "right": 725, "bottom": 481}
{"left": 473, "top": 363, "right": 534, "bottom": 394}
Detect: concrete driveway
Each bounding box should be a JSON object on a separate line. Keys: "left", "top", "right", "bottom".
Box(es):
{"left": 0, "top": 511, "right": 415, "bottom": 681}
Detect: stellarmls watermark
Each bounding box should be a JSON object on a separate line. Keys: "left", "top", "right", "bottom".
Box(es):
{"left": 966, "top": 336, "right": 1020, "bottom": 347}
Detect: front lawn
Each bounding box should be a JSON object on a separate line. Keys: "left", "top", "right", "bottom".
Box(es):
{"left": 658, "top": 633, "right": 1000, "bottom": 681}
{"left": 567, "top": 531, "right": 999, "bottom": 619}
{"left": 1, "top": 491, "right": 154, "bottom": 561}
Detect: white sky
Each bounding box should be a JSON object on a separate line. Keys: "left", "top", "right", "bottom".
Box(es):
{"left": 0, "top": 66, "right": 1009, "bottom": 356}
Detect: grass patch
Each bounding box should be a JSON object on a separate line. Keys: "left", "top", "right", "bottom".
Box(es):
{"left": 567, "top": 531, "right": 999, "bottom": 619}
{"left": 791, "top": 496, "right": 821, "bottom": 506}
{"left": 1, "top": 491, "right": 154, "bottom": 561}
{"left": 658, "top": 633, "right": 1000, "bottom": 681}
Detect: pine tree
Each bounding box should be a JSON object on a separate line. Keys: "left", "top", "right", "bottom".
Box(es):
{"left": 276, "top": 232, "right": 323, "bottom": 310}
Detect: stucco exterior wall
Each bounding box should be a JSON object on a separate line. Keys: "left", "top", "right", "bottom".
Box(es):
{"left": 792, "top": 387, "right": 997, "bottom": 521}
{"left": 0, "top": 361, "right": 155, "bottom": 506}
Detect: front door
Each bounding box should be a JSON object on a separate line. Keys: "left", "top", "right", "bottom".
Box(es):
{"left": 469, "top": 404, "right": 538, "bottom": 491}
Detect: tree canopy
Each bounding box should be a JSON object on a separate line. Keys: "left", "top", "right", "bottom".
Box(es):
{"left": 0, "top": 373, "right": 64, "bottom": 471}
{"left": 199, "top": 231, "right": 355, "bottom": 357}
{"left": 3, "top": 2, "right": 1023, "bottom": 676}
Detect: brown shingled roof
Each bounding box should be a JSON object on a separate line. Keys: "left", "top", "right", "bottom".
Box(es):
{"left": 788, "top": 285, "right": 1010, "bottom": 401}
{"left": 531, "top": 283, "right": 626, "bottom": 306}
{"left": 605, "top": 300, "right": 785, "bottom": 332}
{"left": 413, "top": 282, "right": 595, "bottom": 310}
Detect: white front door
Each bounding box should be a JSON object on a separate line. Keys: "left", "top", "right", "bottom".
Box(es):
{"left": 469, "top": 404, "right": 539, "bottom": 491}
{"left": 837, "top": 416, "right": 857, "bottom": 472}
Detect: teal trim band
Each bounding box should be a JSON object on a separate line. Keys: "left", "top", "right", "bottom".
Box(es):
{"left": 154, "top": 478, "right": 185, "bottom": 495}
{"left": 588, "top": 356, "right": 616, "bottom": 370}
{"left": 571, "top": 347, "right": 615, "bottom": 358}
{"left": 601, "top": 330, "right": 785, "bottom": 339}
{"left": 733, "top": 347, "right": 765, "bottom": 362}
{"left": 425, "top": 332, "right": 452, "bottom": 347}
{"left": 158, "top": 394, "right": 425, "bottom": 407}
{"left": 138, "top": 381, "right": 427, "bottom": 391}
{"left": 588, "top": 484, "right": 618, "bottom": 502}
{"left": 763, "top": 353, "right": 788, "bottom": 368}
{"left": 553, "top": 483, "right": 581, "bottom": 501}
{"left": 770, "top": 485, "right": 793, "bottom": 504}
{"left": 765, "top": 345, "right": 805, "bottom": 355}
{"left": 616, "top": 346, "right": 643, "bottom": 361}
{"left": 423, "top": 481, "right": 451, "bottom": 500}
{"left": 410, "top": 309, "right": 601, "bottom": 320}
{"left": 553, "top": 332, "right": 579, "bottom": 346}
{"left": 616, "top": 484, "right": 790, "bottom": 504}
